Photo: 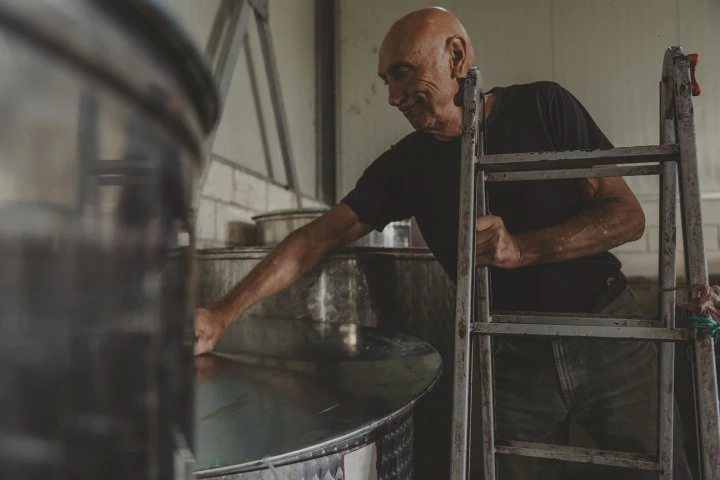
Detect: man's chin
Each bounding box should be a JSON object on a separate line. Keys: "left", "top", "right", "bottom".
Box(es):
{"left": 406, "top": 115, "right": 434, "bottom": 132}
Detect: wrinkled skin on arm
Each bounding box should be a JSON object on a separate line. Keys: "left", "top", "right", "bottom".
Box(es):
{"left": 194, "top": 203, "right": 372, "bottom": 355}
{"left": 474, "top": 175, "right": 645, "bottom": 268}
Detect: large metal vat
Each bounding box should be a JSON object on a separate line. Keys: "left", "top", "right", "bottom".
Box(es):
{"left": 0, "top": 1, "right": 218, "bottom": 478}
{"left": 198, "top": 247, "right": 457, "bottom": 480}
{"left": 194, "top": 318, "right": 441, "bottom": 479}
{"left": 252, "top": 209, "right": 414, "bottom": 248}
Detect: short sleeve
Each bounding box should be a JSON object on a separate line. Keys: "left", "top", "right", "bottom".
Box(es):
{"left": 539, "top": 82, "right": 613, "bottom": 151}
{"left": 341, "top": 135, "right": 418, "bottom": 231}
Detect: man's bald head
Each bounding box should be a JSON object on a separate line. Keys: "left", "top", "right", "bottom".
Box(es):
{"left": 377, "top": 8, "right": 477, "bottom": 139}
{"left": 380, "top": 7, "right": 475, "bottom": 70}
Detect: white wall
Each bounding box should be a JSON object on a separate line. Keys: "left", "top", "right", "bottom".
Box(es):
{"left": 168, "top": 0, "right": 326, "bottom": 247}
{"left": 338, "top": 0, "right": 720, "bottom": 276}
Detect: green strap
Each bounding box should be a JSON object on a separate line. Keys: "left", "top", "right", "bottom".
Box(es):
{"left": 687, "top": 315, "right": 720, "bottom": 343}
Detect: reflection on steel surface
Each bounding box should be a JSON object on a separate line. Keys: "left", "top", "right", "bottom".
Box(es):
{"left": 198, "top": 247, "right": 458, "bottom": 480}
{"left": 252, "top": 209, "right": 413, "bottom": 248}
{"left": 194, "top": 318, "right": 441, "bottom": 477}
{"left": 0, "top": 1, "right": 218, "bottom": 478}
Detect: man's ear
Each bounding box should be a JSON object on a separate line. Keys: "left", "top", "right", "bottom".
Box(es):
{"left": 448, "top": 36, "right": 468, "bottom": 78}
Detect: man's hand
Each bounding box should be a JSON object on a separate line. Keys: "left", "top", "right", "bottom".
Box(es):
{"left": 475, "top": 215, "right": 524, "bottom": 268}
{"left": 194, "top": 307, "right": 227, "bottom": 355}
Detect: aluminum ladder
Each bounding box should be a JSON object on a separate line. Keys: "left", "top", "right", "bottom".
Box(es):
{"left": 450, "top": 46, "right": 720, "bottom": 479}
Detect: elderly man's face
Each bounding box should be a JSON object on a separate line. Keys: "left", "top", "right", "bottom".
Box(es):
{"left": 377, "top": 38, "right": 459, "bottom": 135}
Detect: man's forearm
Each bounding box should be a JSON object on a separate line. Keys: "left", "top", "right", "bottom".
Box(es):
{"left": 209, "top": 229, "right": 327, "bottom": 326}
{"left": 516, "top": 199, "right": 645, "bottom": 267}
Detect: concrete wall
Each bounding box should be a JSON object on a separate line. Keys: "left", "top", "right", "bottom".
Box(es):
{"left": 337, "top": 0, "right": 720, "bottom": 276}
{"left": 168, "top": 0, "right": 327, "bottom": 248}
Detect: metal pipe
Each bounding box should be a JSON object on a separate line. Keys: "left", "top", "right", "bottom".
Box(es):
{"left": 314, "top": 0, "right": 337, "bottom": 204}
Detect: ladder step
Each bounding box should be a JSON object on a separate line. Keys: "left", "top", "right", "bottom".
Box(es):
{"left": 492, "top": 313, "right": 657, "bottom": 327}
{"left": 495, "top": 441, "right": 660, "bottom": 471}
{"left": 477, "top": 145, "right": 678, "bottom": 172}
{"left": 472, "top": 322, "right": 689, "bottom": 341}
{"left": 486, "top": 164, "right": 661, "bottom": 182}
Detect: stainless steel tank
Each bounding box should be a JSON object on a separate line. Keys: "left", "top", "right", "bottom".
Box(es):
{"left": 194, "top": 318, "right": 441, "bottom": 479}
{"left": 252, "top": 209, "right": 414, "bottom": 248}
{"left": 0, "top": 1, "right": 218, "bottom": 479}
{"left": 198, "top": 247, "right": 457, "bottom": 480}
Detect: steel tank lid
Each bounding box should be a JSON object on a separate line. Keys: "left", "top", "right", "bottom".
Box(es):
{"left": 194, "top": 318, "right": 442, "bottom": 477}
{"left": 0, "top": 0, "right": 219, "bottom": 148}
{"left": 252, "top": 208, "right": 330, "bottom": 221}
{"left": 196, "top": 246, "right": 436, "bottom": 260}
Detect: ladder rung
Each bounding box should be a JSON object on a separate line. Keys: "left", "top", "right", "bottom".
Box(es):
{"left": 495, "top": 441, "right": 660, "bottom": 471}
{"left": 486, "top": 164, "right": 661, "bottom": 182}
{"left": 492, "top": 313, "right": 657, "bottom": 327}
{"left": 477, "top": 145, "right": 678, "bottom": 172}
{"left": 472, "top": 322, "right": 689, "bottom": 341}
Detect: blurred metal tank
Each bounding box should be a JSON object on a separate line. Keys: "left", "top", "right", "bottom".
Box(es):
{"left": 0, "top": 1, "right": 218, "bottom": 479}
{"left": 197, "top": 247, "right": 457, "bottom": 480}
{"left": 252, "top": 208, "right": 415, "bottom": 248}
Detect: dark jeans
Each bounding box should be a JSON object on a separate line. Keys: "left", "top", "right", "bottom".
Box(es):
{"left": 471, "top": 287, "right": 694, "bottom": 479}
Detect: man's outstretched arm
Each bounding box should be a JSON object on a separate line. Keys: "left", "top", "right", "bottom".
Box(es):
{"left": 194, "top": 203, "right": 372, "bottom": 354}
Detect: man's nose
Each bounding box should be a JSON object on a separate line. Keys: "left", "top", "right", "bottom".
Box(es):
{"left": 387, "top": 82, "right": 405, "bottom": 107}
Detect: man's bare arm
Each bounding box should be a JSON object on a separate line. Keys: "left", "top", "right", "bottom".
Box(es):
{"left": 475, "top": 176, "right": 645, "bottom": 268}
{"left": 195, "top": 203, "right": 372, "bottom": 354}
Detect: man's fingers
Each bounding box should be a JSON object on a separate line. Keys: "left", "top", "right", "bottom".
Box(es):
{"left": 194, "top": 337, "right": 211, "bottom": 356}
{"left": 475, "top": 247, "right": 496, "bottom": 267}
{"left": 475, "top": 215, "right": 499, "bottom": 231}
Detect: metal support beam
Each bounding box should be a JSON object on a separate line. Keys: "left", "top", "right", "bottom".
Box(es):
{"left": 314, "top": 0, "right": 337, "bottom": 204}
{"left": 193, "top": 0, "right": 304, "bottom": 212}
{"left": 255, "top": 9, "right": 303, "bottom": 208}
{"left": 244, "top": 39, "right": 275, "bottom": 180}
{"left": 193, "top": 0, "right": 253, "bottom": 212}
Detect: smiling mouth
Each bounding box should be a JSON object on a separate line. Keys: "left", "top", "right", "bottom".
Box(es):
{"left": 401, "top": 104, "right": 417, "bottom": 115}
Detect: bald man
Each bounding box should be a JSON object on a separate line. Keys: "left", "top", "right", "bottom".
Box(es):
{"left": 195, "top": 7, "right": 693, "bottom": 480}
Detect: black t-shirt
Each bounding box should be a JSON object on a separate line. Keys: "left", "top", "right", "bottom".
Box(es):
{"left": 342, "top": 81, "right": 624, "bottom": 313}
